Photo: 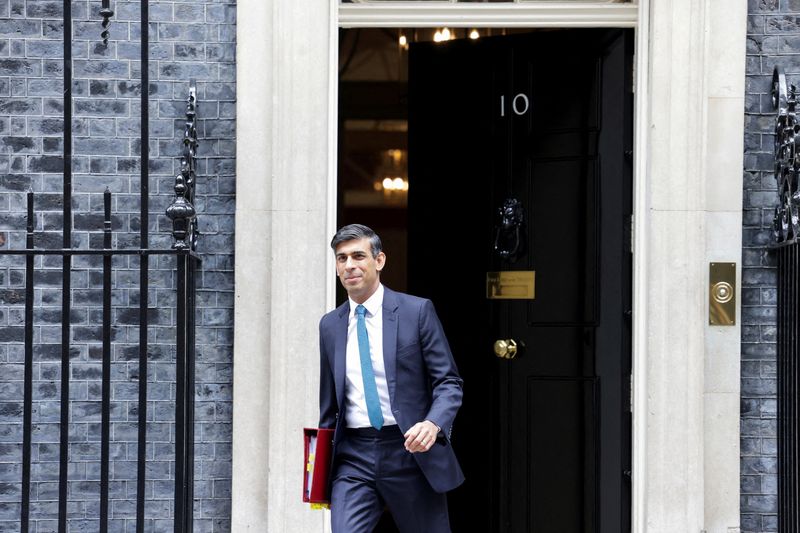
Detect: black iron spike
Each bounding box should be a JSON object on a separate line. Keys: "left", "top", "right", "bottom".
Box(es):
{"left": 100, "top": 187, "right": 112, "bottom": 533}
{"left": 136, "top": 2, "right": 150, "bottom": 531}
{"left": 100, "top": 1, "right": 114, "bottom": 45}
{"left": 21, "top": 189, "right": 33, "bottom": 533}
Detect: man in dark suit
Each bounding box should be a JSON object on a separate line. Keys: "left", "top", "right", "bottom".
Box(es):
{"left": 318, "top": 224, "right": 464, "bottom": 532}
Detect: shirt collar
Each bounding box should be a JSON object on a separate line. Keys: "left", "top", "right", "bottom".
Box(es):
{"left": 349, "top": 283, "right": 384, "bottom": 318}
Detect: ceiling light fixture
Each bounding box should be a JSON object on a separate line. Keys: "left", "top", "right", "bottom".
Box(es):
{"left": 382, "top": 177, "right": 408, "bottom": 192}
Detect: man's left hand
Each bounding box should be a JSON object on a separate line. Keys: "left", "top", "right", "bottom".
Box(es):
{"left": 404, "top": 420, "right": 440, "bottom": 453}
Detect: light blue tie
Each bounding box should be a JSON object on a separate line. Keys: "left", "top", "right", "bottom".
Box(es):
{"left": 355, "top": 304, "right": 384, "bottom": 430}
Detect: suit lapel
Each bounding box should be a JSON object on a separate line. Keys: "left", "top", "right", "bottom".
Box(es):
{"left": 334, "top": 303, "right": 348, "bottom": 410}
{"left": 382, "top": 287, "right": 399, "bottom": 407}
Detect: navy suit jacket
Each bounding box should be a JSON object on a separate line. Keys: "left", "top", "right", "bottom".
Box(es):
{"left": 318, "top": 286, "right": 465, "bottom": 493}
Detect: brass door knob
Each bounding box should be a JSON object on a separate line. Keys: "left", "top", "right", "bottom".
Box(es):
{"left": 494, "top": 339, "right": 518, "bottom": 359}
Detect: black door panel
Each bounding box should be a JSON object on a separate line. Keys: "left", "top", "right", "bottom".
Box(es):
{"left": 408, "top": 29, "right": 632, "bottom": 532}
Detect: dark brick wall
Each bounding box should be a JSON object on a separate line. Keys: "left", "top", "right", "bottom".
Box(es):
{"left": 0, "top": 1, "right": 235, "bottom": 531}
{"left": 744, "top": 1, "right": 787, "bottom": 531}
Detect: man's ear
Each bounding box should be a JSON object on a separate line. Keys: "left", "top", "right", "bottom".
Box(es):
{"left": 376, "top": 251, "right": 386, "bottom": 272}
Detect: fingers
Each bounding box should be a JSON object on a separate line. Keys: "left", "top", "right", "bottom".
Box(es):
{"left": 403, "top": 421, "right": 439, "bottom": 453}
{"left": 404, "top": 426, "right": 428, "bottom": 453}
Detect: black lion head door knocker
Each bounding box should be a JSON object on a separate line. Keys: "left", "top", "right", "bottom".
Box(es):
{"left": 493, "top": 198, "right": 527, "bottom": 262}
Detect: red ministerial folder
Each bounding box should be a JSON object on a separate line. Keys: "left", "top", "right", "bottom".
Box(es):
{"left": 303, "top": 427, "right": 334, "bottom": 508}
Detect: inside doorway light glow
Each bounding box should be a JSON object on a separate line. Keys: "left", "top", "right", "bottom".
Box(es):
{"left": 400, "top": 28, "right": 479, "bottom": 47}
{"left": 381, "top": 177, "right": 408, "bottom": 192}
{"left": 433, "top": 27, "right": 453, "bottom": 43}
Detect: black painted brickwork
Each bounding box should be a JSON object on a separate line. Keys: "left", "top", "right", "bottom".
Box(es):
{"left": 0, "top": 1, "right": 235, "bottom": 531}
{"left": 743, "top": 1, "right": 796, "bottom": 531}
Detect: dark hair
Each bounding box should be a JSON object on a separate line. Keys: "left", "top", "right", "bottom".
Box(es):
{"left": 330, "top": 224, "right": 383, "bottom": 257}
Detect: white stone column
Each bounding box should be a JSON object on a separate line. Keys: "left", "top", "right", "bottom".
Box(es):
{"left": 702, "top": 0, "right": 746, "bottom": 530}
{"left": 642, "top": 0, "right": 745, "bottom": 531}
{"left": 232, "top": 0, "right": 332, "bottom": 531}
{"left": 646, "top": 1, "right": 708, "bottom": 527}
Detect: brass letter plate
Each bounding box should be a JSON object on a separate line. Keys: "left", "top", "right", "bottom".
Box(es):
{"left": 487, "top": 271, "right": 535, "bottom": 300}
{"left": 709, "top": 262, "right": 736, "bottom": 326}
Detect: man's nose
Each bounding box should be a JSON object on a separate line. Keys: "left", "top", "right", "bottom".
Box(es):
{"left": 344, "top": 256, "right": 355, "bottom": 269}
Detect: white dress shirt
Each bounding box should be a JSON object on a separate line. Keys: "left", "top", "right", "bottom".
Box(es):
{"left": 344, "top": 283, "right": 397, "bottom": 428}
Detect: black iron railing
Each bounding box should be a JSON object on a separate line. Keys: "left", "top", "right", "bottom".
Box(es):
{"left": 7, "top": 2, "right": 201, "bottom": 532}
{"left": 777, "top": 245, "right": 798, "bottom": 533}
{"left": 773, "top": 64, "right": 800, "bottom": 533}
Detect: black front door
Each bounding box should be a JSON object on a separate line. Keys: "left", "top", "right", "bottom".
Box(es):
{"left": 407, "top": 29, "right": 633, "bottom": 532}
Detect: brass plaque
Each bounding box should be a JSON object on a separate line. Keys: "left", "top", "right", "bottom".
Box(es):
{"left": 487, "top": 271, "right": 535, "bottom": 300}
{"left": 709, "top": 262, "right": 736, "bottom": 326}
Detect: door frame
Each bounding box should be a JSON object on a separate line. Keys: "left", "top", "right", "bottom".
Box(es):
{"left": 232, "top": 0, "right": 746, "bottom": 531}
{"left": 331, "top": 3, "right": 649, "bottom": 531}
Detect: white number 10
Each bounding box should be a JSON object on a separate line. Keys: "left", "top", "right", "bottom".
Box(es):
{"left": 500, "top": 94, "right": 530, "bottom": 117}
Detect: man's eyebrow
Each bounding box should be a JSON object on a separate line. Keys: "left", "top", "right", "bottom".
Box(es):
{"left": 336, "top": 249, "right": 368, "bottom": 256}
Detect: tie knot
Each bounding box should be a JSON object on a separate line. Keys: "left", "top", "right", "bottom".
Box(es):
{"left": 355, "top": 304, "right": 367, "bottom": 317}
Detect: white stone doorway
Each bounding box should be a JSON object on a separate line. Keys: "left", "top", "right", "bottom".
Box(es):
{"left": 232, "top": 2, "right": 745, "bottom": 531}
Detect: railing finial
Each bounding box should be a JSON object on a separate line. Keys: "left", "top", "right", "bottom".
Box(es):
{"left": 166, "top": 81, "right": 199, "bottom": 250}
{"left": 99, "top": 1, "right": 114, "bottom": 46}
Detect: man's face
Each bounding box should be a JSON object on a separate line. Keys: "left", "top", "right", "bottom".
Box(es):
{"left": 335, "top": 237, "right": 386, "bottom": 303}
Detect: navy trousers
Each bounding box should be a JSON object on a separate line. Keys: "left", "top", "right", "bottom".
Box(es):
{"left": 330, "top": 425, "right": 451, "bottom": 533}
